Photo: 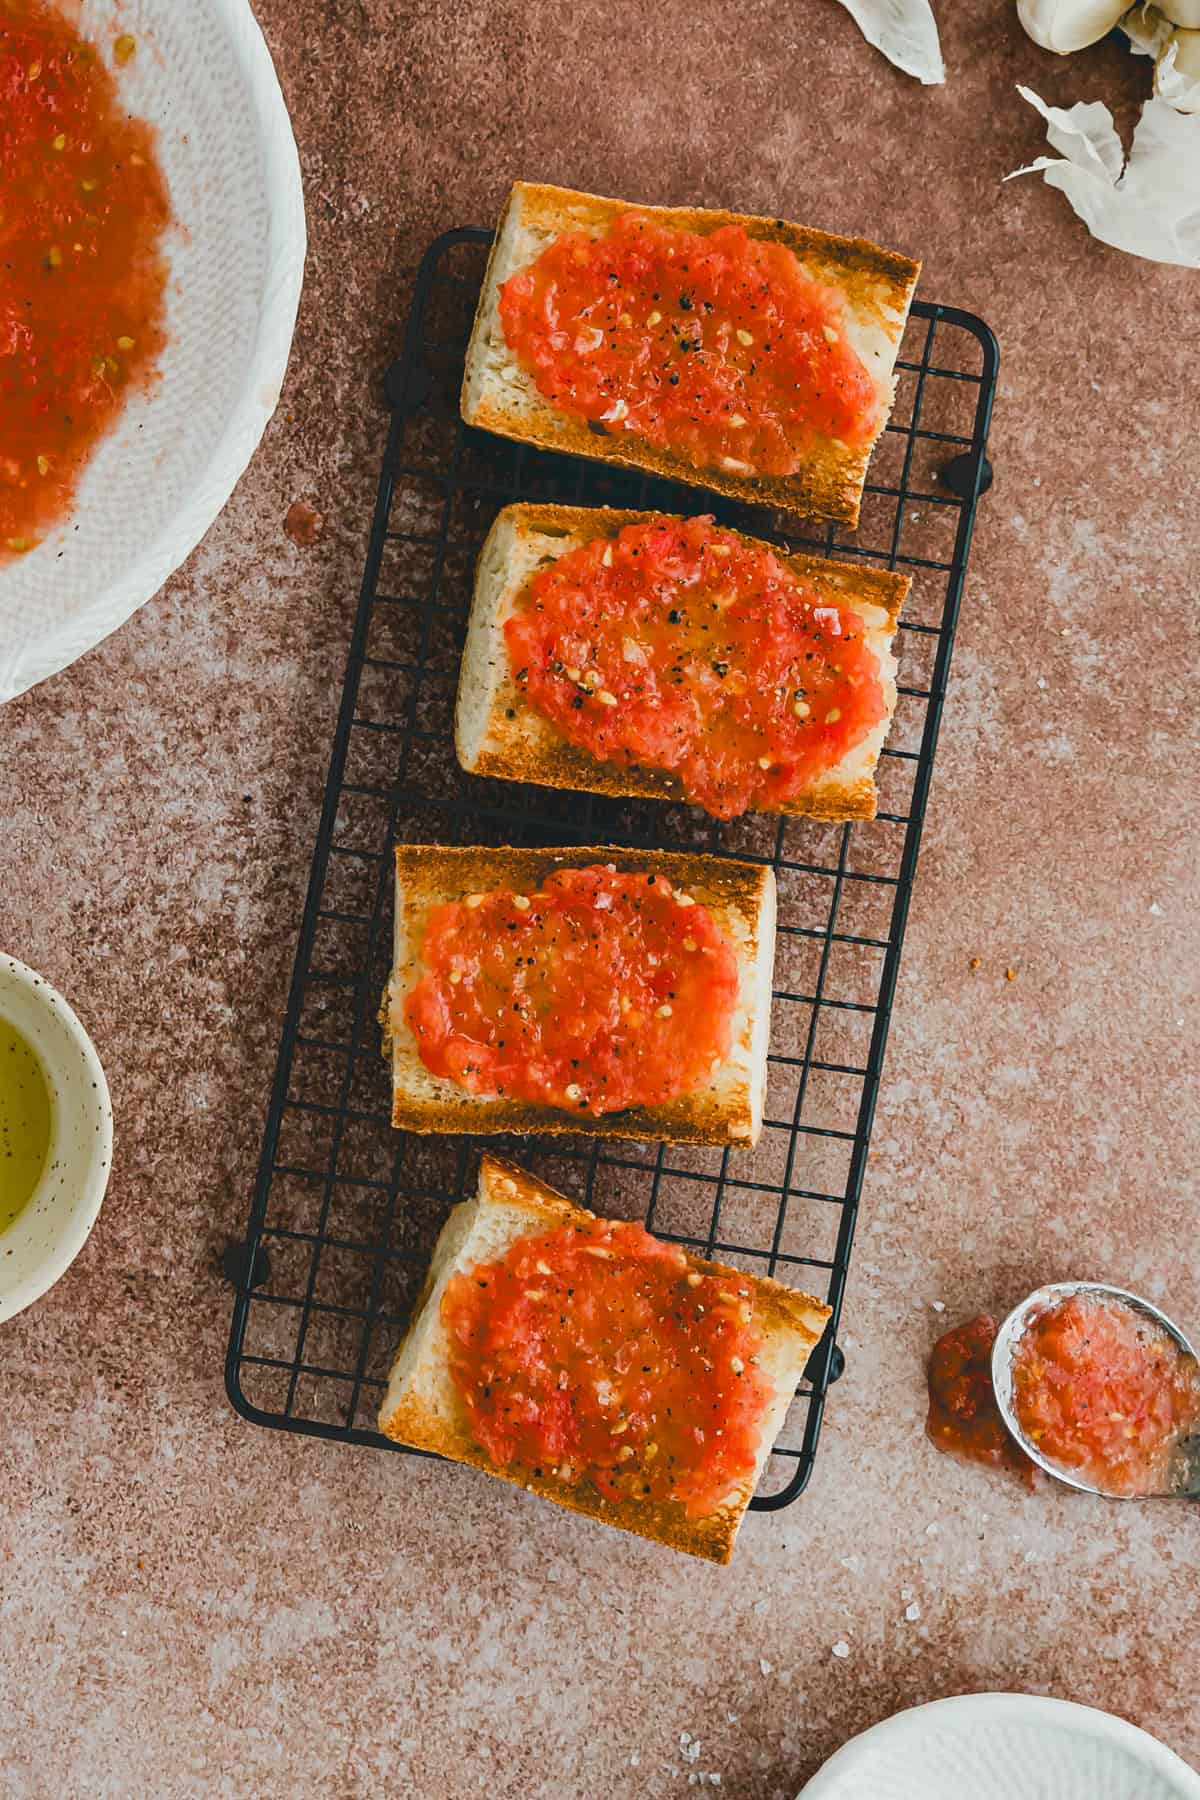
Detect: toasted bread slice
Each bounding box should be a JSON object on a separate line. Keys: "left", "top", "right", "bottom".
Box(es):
{"left": 381, "top": 844, "right": 775, "bottom": 1145}
{"left": 461, "top": 181, "right": 920, "bottom": 527}
{"left": 378, "top": 1154, "right": 832, "bottom": 1562}
{"left": 456, "top": 503, "right": 908, "bottom": 822}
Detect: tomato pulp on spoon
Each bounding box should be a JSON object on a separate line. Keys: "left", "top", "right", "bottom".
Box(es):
{"left": 505, "top": 516, "right": 888, "bottom": 820}
{"left": 1011, "top": 1293, "right": 1200, "bottom": 1496}
{"left": 442, "top": 1216, "right": 774, "bottom": 1518}
{"left": 498, "top": 214, "right": 880, "bottom": 481}
{"left": 0, "top": 2, "right": 170, "bottom": 562}
{"left": 405, "top": 865, "right": 740, "bottom": 1116}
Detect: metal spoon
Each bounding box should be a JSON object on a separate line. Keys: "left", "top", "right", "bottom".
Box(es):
{"left": 991, "top": 1281, "right": 1200, "bottom": 1499}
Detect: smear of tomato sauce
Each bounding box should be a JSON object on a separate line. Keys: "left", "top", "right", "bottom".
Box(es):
{"left": 927, "top": 1314, "right": 1038, "bottom": 1487}
{"left": 405, "top": 864, "right": 740, "bottom": 1116}
{"left": 0, "top": 1, "right": 170, "bottom": 562}
{"left": 505, "top": 515, "right": 888, "bottom": 820}
{"left": 442, "top": 1214, "right": 774, "bottom": 1518}
{"left": 499, "top": 214, "right": 880, "bottom": 481}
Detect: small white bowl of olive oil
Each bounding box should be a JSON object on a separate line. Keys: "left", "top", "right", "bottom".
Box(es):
{"left": 0, "top": 954, "right": 112, "bottom": 1324}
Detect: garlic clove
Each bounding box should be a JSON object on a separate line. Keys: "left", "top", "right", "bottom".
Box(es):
{"left": 1155, "top": 27, "right": 1200, "bottom": 105}
{"left": 1121, "top": 1, "right": 1177, "bottom": 55}
{"left": 1158, "top": 0, "right": 1200, "bottom": 23}
{"left": 1018, "top": 0, "right": 1130, "bottom": 50}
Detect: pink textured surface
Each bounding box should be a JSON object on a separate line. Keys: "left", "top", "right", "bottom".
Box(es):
{"left": 2, "top": 3, "right": 1198, "bottom": 1795}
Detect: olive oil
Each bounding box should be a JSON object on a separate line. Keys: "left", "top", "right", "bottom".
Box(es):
{"left": 0, "top": 1020, "right": 53, "bottom": 1233}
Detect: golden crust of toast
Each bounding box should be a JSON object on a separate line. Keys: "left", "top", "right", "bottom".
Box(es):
{"left": 385, "top": 844, "right": 773, "bottom": 1145}
{"left": 378, "top": 1154, "right": 831, "bottom": 1563}
{"left": 462, "top": 182, "right": 921, "bottom": 528}
{"left": 460, "top": 503, "right": 908, "bottom": 822}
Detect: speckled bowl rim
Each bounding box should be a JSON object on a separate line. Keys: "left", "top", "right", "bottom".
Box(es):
{"left": 0, "top": 954, "right": 113, "bottom": 1323}
{"left": 800, "top": 1694, "right": 1200, "bottom": 1796}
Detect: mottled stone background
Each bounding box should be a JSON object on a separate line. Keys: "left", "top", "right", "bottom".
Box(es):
{"left": 3, "top": 1, "right": 1198, "bottom": 1795}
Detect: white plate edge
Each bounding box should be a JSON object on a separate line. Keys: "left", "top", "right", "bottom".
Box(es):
{"left": 799, "top": 1693, "right": 1200, "bottom": 1797}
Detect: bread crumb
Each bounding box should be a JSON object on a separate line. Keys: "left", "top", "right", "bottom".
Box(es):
{"left": 831, "top": 1640, "right": 851, "bottom": 1659}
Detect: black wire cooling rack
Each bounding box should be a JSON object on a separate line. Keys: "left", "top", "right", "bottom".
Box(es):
{"left": 225, "top": 227, "right": 997, "bottom": 1512}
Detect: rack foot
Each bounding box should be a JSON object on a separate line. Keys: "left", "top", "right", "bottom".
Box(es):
{"left": 941, "top": 452, "right": 993, "bottom": 500}
{"left": 221, "top": 1240, "right": 270, "bottom": 1292}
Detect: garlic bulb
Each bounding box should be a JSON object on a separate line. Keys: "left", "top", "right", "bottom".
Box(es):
{"left": 1156, "top": 28, "right": 1200, "bottom": 105}
{"left": 1018, "top": 0, "right": 1131, "bottom": 51}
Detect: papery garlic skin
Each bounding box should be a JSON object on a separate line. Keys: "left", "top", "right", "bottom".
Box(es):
{"left": 1008, "top": 86, "right": 1200, "bottom": 268}
{"left": 832, "top": 0, "right": 945, "bottom": 84}
{"left": 1018, "top": 0, "right": 1130, "bottom": 51}
{"left": 1155, "top": 29, "right": 1200, "bottom": 106}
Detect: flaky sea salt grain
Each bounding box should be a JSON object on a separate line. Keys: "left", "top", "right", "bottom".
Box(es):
{"left": 831, "top": 1640, "right": 851, "bottom": 1659}
{"left": 759, "top": 1657, "right": 773, "bottom": 1676}
{"left": 680, "top": 1733, "right": 701, "bottom": 1763}
{"left": 905, "top": 1602, "right": 922, "bottom": 1622}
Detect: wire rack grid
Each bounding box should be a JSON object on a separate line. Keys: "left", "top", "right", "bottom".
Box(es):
{"left": 225, "top": 226, "right": 997, "bottom": 1511}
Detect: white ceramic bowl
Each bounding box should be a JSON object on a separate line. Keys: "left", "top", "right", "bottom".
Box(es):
{"left": 801, "top": 1694, "right": 1200, "bottom": 1800}
{"left": 0, "top": 955, "right": 113, "bottom": 1323}
{"left": 0, "top": 0, "right": 306, "bottom": 703}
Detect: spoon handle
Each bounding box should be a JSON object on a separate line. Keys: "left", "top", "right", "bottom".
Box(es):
{"left": 1173, "top": 1433, "right": 1200, "bottom": 1500}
